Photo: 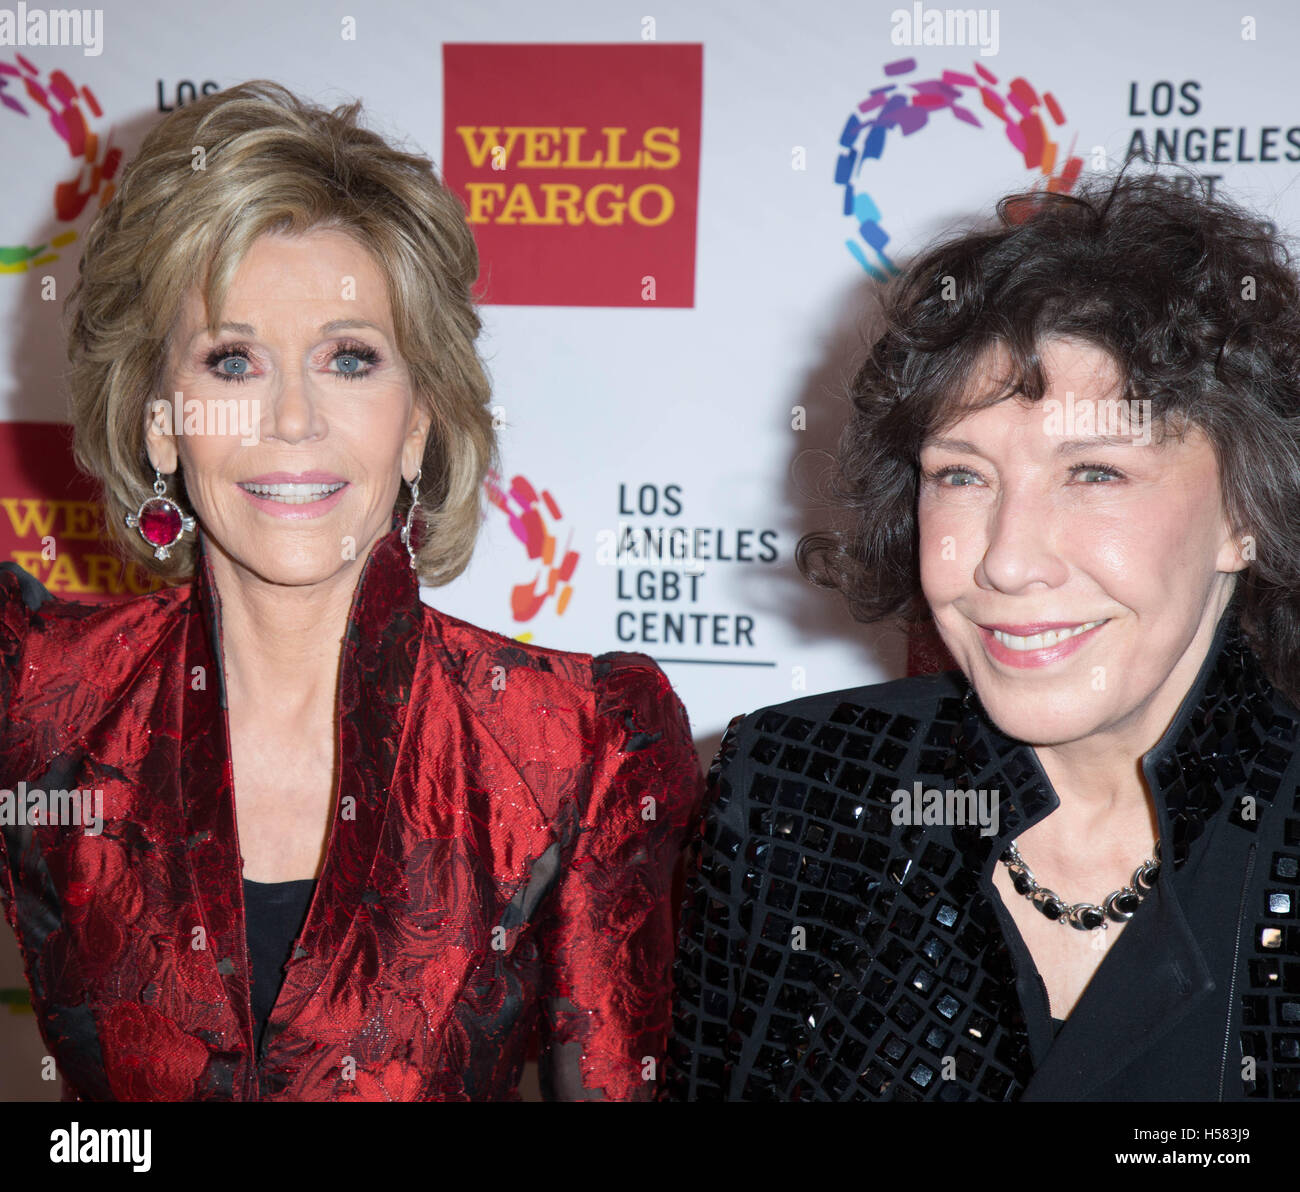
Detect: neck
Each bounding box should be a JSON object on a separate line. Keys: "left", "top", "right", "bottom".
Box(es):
{"left": 1026, "top": 746, "right": 1158, "bottom": 869}
{"left": 201, "top": 534, "right": 382, "bottom": 717}
{"left": 1022, "top": 590, "right": 1236, "bottom": 864}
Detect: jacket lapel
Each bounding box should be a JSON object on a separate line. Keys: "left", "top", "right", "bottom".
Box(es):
{"left": 273, "top": 520, "right": 422, "bottom": 1020}
{"left": 177, "top": 533, "right": 253, "bottom": 1069}
{"left": 945, "top": 601, "right": 1273, "bottom": 1100}
{"left": 180, "top": 518, "right": 422, "bottom": 1067}
{"left": 1018, "top": 876, "right": 1215, "bottom": 1100}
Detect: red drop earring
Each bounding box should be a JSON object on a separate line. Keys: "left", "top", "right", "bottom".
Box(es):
{"left": 125, "top": 469, "right": 196, "bottom": 560}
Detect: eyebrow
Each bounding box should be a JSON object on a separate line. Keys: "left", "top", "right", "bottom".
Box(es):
{"left": 205, "top": 319, "right": 387, "bottom": 337}
{"left": 924, "top": 434, "right": 1146, "bottom": 455}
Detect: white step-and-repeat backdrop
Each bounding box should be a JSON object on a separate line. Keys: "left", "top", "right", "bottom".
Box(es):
{"left": 2, "top": 0, "right": 1297, "bottom": 1098}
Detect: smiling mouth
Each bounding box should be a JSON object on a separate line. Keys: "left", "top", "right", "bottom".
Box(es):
{"left": 988, "top": 620, "right": 1109, "bottom": 651}
{"left": 238, "top": 481, "right": 347, "bottom": 505}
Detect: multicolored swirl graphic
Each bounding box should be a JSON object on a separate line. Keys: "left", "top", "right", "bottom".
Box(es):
{"left": 837, "top": 57, "right": 1084, "bottom": 279}
{"left": 486, "top": 471, "right": 577, "bottom": 625}
{"left": 1, "top": 55, "right": 120, "bottom": 273}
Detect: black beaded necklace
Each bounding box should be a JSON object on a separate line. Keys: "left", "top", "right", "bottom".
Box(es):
{"left": 999, "top": 840, "right": 1161, "bottom": 930}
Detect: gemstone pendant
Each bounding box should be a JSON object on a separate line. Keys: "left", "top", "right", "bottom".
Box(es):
{"left": 126, "top": 496, "right": 196, "bottom": 560}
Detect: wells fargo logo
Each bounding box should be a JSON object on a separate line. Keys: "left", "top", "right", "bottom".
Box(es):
{"left": 455, "top": 127, "right": 681, "bottom": 227}
{"left": 442, "top": 43, "right": 702, "bottom": 307}
{"left": 0, "top": 423, "right": 160, "bottom": 600}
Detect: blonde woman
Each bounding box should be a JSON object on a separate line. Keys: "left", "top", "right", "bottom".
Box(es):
{"left": 0, "top": 80, "right": 701, "bottom": 1101}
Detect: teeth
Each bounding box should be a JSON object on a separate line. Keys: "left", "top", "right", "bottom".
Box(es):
{"left": 240, "top": 481, "right": 345, "bottom": 505}
{"left": 992, "top": 620, "right": 1106, "bottom": 651}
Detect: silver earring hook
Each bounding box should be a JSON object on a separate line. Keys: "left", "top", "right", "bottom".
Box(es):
{"left": 398, "top": 467, "right": 422, "bottom": 572}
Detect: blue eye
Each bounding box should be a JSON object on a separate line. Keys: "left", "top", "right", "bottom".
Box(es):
{"left": 924, "top": 466, "right": 981, "bottom": 486}
{"left": 202, "top": 340, "right": 380, "bottom": 384}
{"left": 1073, "top": 464, "right": 1123, "bottom": 482}
{"left": 327, "top": 342, "right": 380, "bottom": 380}
{"left": 204, "top": 346, "right": 254, "bottom": 383}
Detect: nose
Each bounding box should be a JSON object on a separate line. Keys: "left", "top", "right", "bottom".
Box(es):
{"left": 261, "top": 361, "right": 325, "bottom": 446}
{"left": 974, "top": 480, "right": 1069, "bottom": 594}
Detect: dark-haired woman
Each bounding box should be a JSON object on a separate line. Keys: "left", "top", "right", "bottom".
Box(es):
{"left": 665, "top": 170, "right": 1300, "bottom": 1101}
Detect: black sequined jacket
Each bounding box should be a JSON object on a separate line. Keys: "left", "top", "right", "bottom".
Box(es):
{"left": 665, "top": 604, "right": 1300, "bottom": 1101}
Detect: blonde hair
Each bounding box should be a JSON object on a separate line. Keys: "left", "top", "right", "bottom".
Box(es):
{"left": 66, "top": 79, "right": 496, "bottom": 586}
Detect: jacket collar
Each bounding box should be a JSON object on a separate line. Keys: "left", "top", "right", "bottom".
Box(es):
{"left": 943, "top": 595, "right": 1281, "bottom": 875}
{"left": 179, "top": 513, "right": 425, "bottom": 1080}
{"left": 191, "top": 511, "right": 424, "bottom": 715}
{"left": 938, "top": 596, "right": 1288, "bottom": 1100}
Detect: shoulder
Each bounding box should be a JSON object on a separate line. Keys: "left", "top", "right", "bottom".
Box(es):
{"left": 422, "top": 601, "right": 594, "bottom": 687}
{"left": 686, "top": 670, "right": 968, "bottom": 908}
{"left": 421, "top": 604, "right": 693, "bottom": 761}
{"left": 702, "top": 670, "right": 966, "bottom": 825}
{"left": 0, "top": 560, "right": 57, "bottom": 616}
{"left": 0, "top": 563, "right": 186, "bottom": 739}
{"left": 0, "top": 560, "right": 185, "bottom": 656}
{"left": 591, "top": 650, "right": 690, "bottom": 740}
{"left": 422, "top": 602, "right": 682, "bottom": 713}
{"left": 420, "top": 606, "right": 699, "bottom": 826}
{"left": 719, "top": 669, "right": 966, "bottom": 757}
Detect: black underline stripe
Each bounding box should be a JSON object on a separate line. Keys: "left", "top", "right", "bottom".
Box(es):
{"left": 651, "top": 657, "right": 778, "bottom": 668}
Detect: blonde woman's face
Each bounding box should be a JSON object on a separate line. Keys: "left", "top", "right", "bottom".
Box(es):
{"left": 151, "top": 227, "right": 430, "bottom": 586}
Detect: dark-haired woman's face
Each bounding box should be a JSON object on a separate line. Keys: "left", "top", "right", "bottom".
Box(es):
{"left": 918, "top": 338, "right": 1246, "bottom": 752}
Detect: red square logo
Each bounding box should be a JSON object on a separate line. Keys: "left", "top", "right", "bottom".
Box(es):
{"left": 442, "top": 44, "right": 702, "bottom": 307}
{"left": 0, "top": 422, "right": 160, "bottom": 601}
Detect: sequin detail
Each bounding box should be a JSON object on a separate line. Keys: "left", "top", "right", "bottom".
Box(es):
{"left": 666, "top": 609, "right": 1300, "bottom": 1100}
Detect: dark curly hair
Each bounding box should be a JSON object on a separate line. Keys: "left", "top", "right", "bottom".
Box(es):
{"left": 797, "top": 165, "right": 1300, "bottom": 703}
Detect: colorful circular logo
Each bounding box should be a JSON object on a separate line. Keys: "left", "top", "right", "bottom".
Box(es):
{"left": 836, "top": 56, "right": 1083, "bottom": 279}
{"left": 486, "top": 470, "right": 577, "bottom": 629}
{"left": 1, "top": 55, "right": 120, "bottom": 274}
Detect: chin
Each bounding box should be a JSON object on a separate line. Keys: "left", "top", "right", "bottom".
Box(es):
{"left": 971, "top": 684, "right": 1110, "bottom": 747}
{"left": 222, "top": 541, "right": 351, "bottom": 587}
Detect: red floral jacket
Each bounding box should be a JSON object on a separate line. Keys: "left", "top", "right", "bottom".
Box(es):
{"left": 0, "top": 520, "right": 703, "bottom": 1100}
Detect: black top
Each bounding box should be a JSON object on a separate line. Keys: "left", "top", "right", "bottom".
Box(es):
{"left": 243, "top": 877, "right": 316, "bottom": 1056}
{"left": 666, "top": 603, "right": 1300, "bottom": 1101}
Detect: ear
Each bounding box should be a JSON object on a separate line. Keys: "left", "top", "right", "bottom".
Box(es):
{"left": 1215, "top": 510, "right": 1253, "bottom": 574}
{"left": 144, "top": 395, "right": 180, "bottom": 475}
{"left": 402, "top": 398, "right": 433, "bottom": 484}
{"left": 1218, "top": 531, "right": 1254, "bottom": 573}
